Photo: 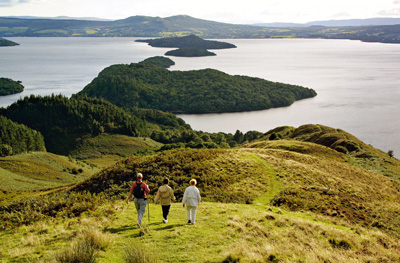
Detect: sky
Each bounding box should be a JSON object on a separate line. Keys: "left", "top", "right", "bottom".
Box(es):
{"left": 1, "top": 0, "right": 400, "bottom": 24}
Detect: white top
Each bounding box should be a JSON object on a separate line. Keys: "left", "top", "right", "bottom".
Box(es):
{"left": 182, "top": 185, "right": 201, "bottom": 207}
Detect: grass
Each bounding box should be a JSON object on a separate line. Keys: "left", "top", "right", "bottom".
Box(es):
{"left": 1, "top": 201, "right": 400, "bottom": 262}
{"left": 0, "top": 152, "right": 97, "bottom": 200}
{"left": 71, "top": 134, "right": 163, "bottom": 168}
{"left": 1, "top": 126, "right": 400, "bottom": 262}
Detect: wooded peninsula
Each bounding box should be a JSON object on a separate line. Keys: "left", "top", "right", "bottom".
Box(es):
{"left": 75, "top": 61, "right": 317, "bottom": 114}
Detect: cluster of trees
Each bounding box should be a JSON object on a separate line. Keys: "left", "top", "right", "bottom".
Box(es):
{"left": 77, "top": 62, "right": 317, "bottom": 114}
{"left": 0, "top": 78, "right": 24, "bottom": 96}
{"left": 0, "top": 94, "right": 148, "bottom": 155}
{"left": 126, "top": 107, "right": 262, "bottom": 150}
{"left": 136, "top": 34, "right": 236, "bottom": 49}
{"left": 0, "top": 115, "right": 45, "bottom": 157}
{"left": 165, "top": 48, "right": 216, "bottom": 57}
{"left": 0, "top": 37, "right": 19, "bottom": 46}
{"left": 142, "top": 56, "right": 175, "bottom": 68}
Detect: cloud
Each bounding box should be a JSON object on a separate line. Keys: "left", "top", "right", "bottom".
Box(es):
{"left": 378, "top": 8, "right": 400, "bottom": 16}
{"left": 0, "top": 0, "right": 31, "bottom": 7}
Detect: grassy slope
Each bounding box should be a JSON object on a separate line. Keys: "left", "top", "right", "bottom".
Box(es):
{"left": 1, "top": 138, "right": 400, "bottom": 262}
{"left": 71, "top": 133, "right": 163, "bottom": 168}
{"left": 1, "top": 125, "right": 400, "bottom": 262}
{"left": 0, "top": 152, "right": 98, "bottom": 201}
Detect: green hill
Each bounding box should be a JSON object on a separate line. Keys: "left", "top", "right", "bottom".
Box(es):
{"left": 76, "top": 62, "right": 317, "bottom": 113}
{"left": 0, "top": 115, "right": 45, "bottom": 156}
{"left": 1, "top": 125, "right": 399, "bottom": 262}
{"left": 0, "top": 151, "right": 97, "bottom": 202}
{"left": 0, "top": 95, "right": 148, "bottom": 155}
{"left": 1, "top": 15, "right": 400, "bottom": 43}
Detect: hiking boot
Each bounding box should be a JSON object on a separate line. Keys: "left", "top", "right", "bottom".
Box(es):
{"left": 163, "top": 218, "right": 167, "bottom": 223}
{"left": 188, "top": 220, "right": 191, "bottom": 224}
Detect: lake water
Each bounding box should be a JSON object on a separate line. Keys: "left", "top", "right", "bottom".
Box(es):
{"left": 0, "top": 37, "right": 399, "bottom": 157}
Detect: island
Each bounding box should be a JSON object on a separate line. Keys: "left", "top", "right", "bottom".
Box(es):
{"left": 136, "top": 34, "right": 237, "bottom": 49}
{"left": 75, "top": 61, "right": 317, "bottom": 114}
{"left": 142, "top": 56, "right": 175, "bottom": 68}
{"left": 0, "top": 37, "right": 19, "bottom": 47}
{"left": 165, "top": 47, "right": 216, "bottom": 57}
{"left": 0, "top": 78, "right": 24, "bottom": 96}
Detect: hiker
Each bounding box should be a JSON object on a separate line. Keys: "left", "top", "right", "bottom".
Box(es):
{"left": 154, "top": 178, "right": 176, "bottom": 223}
{"left": 126, "top": 173, "right": 150, "bottom": 227}
{"left": 182, "top": 178, "right": 201, "bottom": 224}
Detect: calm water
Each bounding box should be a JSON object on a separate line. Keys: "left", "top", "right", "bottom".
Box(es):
{"left": 0, "top": 37, "right": 399, "bottom": 157}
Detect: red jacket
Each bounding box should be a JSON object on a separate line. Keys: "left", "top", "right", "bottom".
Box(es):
{"left": 130, "top": 180, "right": 150, "bottom": 198}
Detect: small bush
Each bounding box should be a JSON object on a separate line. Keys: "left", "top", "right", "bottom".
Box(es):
{"left": 80, "top": 226, "right": 112, "bottom": 251}
{"left": 124, "top": 241, "right": 158, "bottom": 263}
{"left": 54, "top": 239, "right": 98, "bottom": 263}
{"left": 328, "top": 238, "right": 353, "bottom": 250}
{"left": 222, "top": 254, "right": 241, "bottom": 263}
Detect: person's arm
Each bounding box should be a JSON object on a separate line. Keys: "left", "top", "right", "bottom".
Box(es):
{"left": 182, "top": 188, "right": 187, "bottom": 207}
{"left": 126, "top": 182, "right": 136, "bottom": 204}
{"left": 170, "top": 187, "right": 176, "bottom": 201}
{"left": 154, "top": 189, "right": 160, "bottom": 204}
{"left": 197, "top": 187, "right": 201, "bottom": 205}
{"left": 143, "top": 182, "right": 150, "bottom": 197}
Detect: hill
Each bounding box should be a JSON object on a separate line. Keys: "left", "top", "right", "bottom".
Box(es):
{"left": 1, "top": 125, "right": 399, "bottom": 262}
{"left": 0, "top": 115, "right": 45, "bottom": 156}
{"left": 0, "top": 151, "right": 97, "bottom": 202}
{"left": 0, "top": 95, "right": 148, "bottom": 155}
{"left": 76, "top": 62, "right": 317, "bottom": 113}
{"left": 1, "top": 15, "right": 400, "bottom": 43}
{"left": 141, "top": 56, "right": 175, "bottom": 68}
{"left": 136, "top": 34, "right": 236, "bottom": 49}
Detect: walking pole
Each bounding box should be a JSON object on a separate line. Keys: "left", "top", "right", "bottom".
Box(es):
{"left": 148, "top": 195, "right": 150, "bottom": 226}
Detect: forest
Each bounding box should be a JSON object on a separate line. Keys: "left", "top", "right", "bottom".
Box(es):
{"left": 0, "top": 94, "right": 263, "bottom": 157}
{"left": 76, "top": 62, "right": 317, "bottom": 114}
{"left": 0, "top": 78, "right": 24, "bottom": 95}
{"left": 0, "top": 115, "right": 45, "bottom": 156}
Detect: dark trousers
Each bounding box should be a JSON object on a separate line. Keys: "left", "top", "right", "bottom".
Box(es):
{"left": 162, "top": 205, "right": 171, "bottom": 220}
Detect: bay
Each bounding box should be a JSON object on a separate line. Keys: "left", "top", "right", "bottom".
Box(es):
{"left": 0, "top": 37, "right": 399, "bottom": 157}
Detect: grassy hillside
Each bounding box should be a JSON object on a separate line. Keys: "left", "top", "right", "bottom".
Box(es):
{"left": 0, "top": 152, "right": 98, "bottom": 202}
{"left": 1, "top": 125, "right": 399, "bottom": 262}
{"left": 71, "top": 133, "right": 163, "bottom": 168}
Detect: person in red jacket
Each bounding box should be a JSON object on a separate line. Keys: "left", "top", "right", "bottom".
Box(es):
{"left": 126, "top": 173, "right": 150, "bottom": 227}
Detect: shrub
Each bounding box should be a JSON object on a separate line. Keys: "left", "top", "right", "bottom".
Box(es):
{"left": 54, "top": 239, "right": 98, "bottom": 263}
{"left": 328, "top": 238, "right": 353, "bottom": 250}
{"left": 222, "top": 254, "right": 241, "bottom": 263}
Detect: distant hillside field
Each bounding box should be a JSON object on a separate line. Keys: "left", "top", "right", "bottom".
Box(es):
{"left": 1, "top": 15, "right": 400, "bottom": 43}
{"left": 77, "top": 62, "right": 317, "bottom": 113}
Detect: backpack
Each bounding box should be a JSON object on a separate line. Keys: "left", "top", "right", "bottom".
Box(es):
{"left": 133, "top": 182, "right": 144, "bottom": 198}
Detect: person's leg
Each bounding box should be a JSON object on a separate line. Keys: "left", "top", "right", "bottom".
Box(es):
{"left": 137, "top": 199, "right": 147, "bottom": 224}
{"left": 162, "top": 205, "right": 170, "bottom": 220}
{"left": 186, "top": 206, "right": 191, "bottom": 223}
{"left": 191, "top": 206, "right": 197, "bottom": 224}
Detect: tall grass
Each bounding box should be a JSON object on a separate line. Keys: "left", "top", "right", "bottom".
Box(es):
{"left": 124, "top": 240, "right": 158, "bottom": 263}
{"left": 53, "top": 239, "right": 98, "bottom": 263}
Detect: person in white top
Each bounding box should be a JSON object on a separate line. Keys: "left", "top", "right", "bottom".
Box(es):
{"left": 182, "top": 179, "right": 201, "bottom": 224}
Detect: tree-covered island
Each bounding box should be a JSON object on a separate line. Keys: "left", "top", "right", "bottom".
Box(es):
{"left": 165, "top": 47, "right": 216, "bottom": 57}
{"left": 75, "top": 62, "right": 317, "bottom": 114}
{"left": 136, "top": 34, "right": 237, "bottom": 49}
{"left": 0, "top": 78, "right": 24, "bottom": 96}
{"left": 0, "top": 37, "right": 19, "bottom": 46}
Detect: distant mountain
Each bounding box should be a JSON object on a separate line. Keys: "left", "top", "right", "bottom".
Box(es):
{"left": 254, "top": 17, "right": 400, "bottom": 27}
{"left": 1, "top": 15, "right": 111, "bottom": 21}
{"left": 1, "top": 15, "right": 400, "bottom": 43}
